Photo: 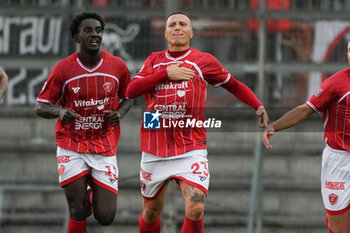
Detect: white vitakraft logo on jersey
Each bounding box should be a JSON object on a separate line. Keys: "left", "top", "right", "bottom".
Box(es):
{"left": 155, "top": 81, "right": 189, "bottom": 91}
{"left": 72, "top": 87, "right": 80, "bottom": 93}
{"left": 74, "top": 97, "right": 110, "bottom": 108}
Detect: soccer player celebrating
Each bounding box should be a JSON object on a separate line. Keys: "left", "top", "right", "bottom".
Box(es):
{"left": 126, "top": 11, "right": 269, "bottom": 233}
{"left": 0, "top": 67, "right": 8, "bottom": 100}
{"left": 262, "top": 41, "right": 350, "bottom": 233}
{"left": 35, "top": 12, "right": 133, "bottom": 233}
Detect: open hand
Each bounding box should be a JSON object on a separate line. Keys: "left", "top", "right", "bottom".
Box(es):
{"left": 262, "top": 126, "right": 275, "bottom": 149}
{"left": 167, "top": 63, "right": 195, "bottom": 81}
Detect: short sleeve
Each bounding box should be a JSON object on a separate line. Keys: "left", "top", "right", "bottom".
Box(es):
{"left": 133, "top": 54, "right": 155, "bottom": 79}
{"left": 307, "top": 78, "right": 336, "bottom": 113}
{"left": 36, "top": 64, "right": 64, "bottom": 105}
{"left": 202, "top": 54, "right": 230, "bottom": 87}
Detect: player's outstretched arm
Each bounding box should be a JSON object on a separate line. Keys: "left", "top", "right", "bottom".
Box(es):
{"left": 262, "top": 103, "right": 315, "bottom": 149}
{"left": 34, "top": 102, "right": 81, "bottom": 124}
{"left": 0, "top": 68, "right": 8, "bottom": 100}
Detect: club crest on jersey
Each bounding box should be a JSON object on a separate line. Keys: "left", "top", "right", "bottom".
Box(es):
{"left": 329, "top": 193, "right": 338, "bottom": 205}
{"left": 103, "top": 82, "right": 113, "bottom": 92}
{"left": 72, "top": 87, "right": 80, "bottom": 93}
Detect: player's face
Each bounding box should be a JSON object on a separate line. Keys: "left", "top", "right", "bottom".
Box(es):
{"left": 75, "top": 18, "right": 103, "bottom": 54}
{"left": 347, "top": 42, "right": 350, "bottom": 66}
{"left": 165, "top": 14, "right": 193, "bottom": 51}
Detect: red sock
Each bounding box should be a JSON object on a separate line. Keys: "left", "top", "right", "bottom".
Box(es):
{"left": 181, "top": 217, "right": 204, "bottom": 233}
{"left": 139, "top": 214, "right": 161, "bottom": 233}
{"left": 67, "top": 218, "right": 87, "bottom": 233}
{"left": 325, "top": 215, "right": 334, "bottom": 233}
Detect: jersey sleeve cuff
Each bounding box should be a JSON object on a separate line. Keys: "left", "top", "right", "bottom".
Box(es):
{"left": 306, "top": 101, "right": 321, "bottom": 114}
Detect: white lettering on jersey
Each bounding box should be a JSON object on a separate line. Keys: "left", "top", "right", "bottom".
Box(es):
{"left": 75, "top": 115, "right": 105, "bottom": 130}
{"left": 74, "top": 97, "right": 110, "bottom": 108}
{"left": 155, "top": 81, "right": 189, "bottom": 91}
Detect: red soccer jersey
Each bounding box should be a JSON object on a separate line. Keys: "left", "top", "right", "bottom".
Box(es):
{"left": 307, "top": 68, "right": 350, "bottom": 151}
{"left": 134, "top": 48, "right": 233, "bottom": 157}
{"left": 37, "top": 50, "right": 130, "bottom": 156}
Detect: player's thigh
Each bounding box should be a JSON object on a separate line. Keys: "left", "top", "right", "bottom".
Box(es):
{"left": 327, "top": 209, "right": 350, "bottom": 233}
{"left": 142, "top": 181, "right": 169, "bottom": 221}
{"left": 63, "top": 175, "right": 89, "bottom": 206}
{"left": 179, "top": 180, "right": 206, "bottom": 208}
{"left": 90, "top": 181, "right": 117, "bottom": 218}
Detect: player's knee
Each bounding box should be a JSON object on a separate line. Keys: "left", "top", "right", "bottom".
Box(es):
{"left": 94, "top": 207, "right": 116, "bottom": 225}
{"left": 95, "top": 214, "right": 115, "bottom": 226}
{"left": 331, "top": 229, "right": 350, "bottom": 233}
{"left": 68, "top": 200, "right": 86, "bottom": 219}
{"left": 328, "top": 220, "right": 350, "bottom": 233}
{"left": 143, "top": 208, "right": 161, "bottom": 222}
{"left": 186, "top": 204, "right": 204, "bottom": 220}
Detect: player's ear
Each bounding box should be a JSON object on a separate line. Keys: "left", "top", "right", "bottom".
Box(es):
{"left": 73, "top": 33, "right": 80, "bottom": 43}
{"left": 190, "top": 30, "right": 194, "bottom": 39}
{"left": 164, "top": 30, "right": 168, "bottom": 40}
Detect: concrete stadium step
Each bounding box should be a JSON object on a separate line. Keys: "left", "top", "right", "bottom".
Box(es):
{"left": 0, "top": 149, "right": 321, "bottom": 188}
{"left": 0, "top": 183, "right": 323, "bottom": 220}
{"left": 0, "top": 187, "right": 327, "bottom": 233}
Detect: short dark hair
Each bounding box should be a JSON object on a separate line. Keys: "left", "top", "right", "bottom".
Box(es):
{"left": 167, "top": 11, "right": 191, "bottom": 21}
{"left": 69, "top": 12, "right": 105, "bottom": 38}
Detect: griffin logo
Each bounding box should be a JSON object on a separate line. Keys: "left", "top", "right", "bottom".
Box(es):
{"left": 72, "top": 87, "right": 80, "bottom": 93}
{"left": 58, "top": 165, "right": 65, "bottom": 176}
{"left": 103, "top": 82, "right": 113, "bottom": 92}
{"left": 329, "top": 193, "right": 338, "bottom": 205}
{"left": 199, "top": 176, "right": 207, "bottom": 181}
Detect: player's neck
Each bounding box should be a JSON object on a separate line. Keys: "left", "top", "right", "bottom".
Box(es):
{"left": 168, "top": 47, "right": 190, "bottom": 58}
{"left": 168, "top": 44, "right": 190, "bottom": 52}
{"left": 78, "top": 50, "right": 102, "bottom": 68}
{"left": 168, "top": 48, "right": 189, "bottom": 57}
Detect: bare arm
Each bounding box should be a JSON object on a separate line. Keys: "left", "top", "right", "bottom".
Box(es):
{"left": 103, "top": 98, "right": 134, "bottom": 126}
{"left": 0, "top": 68, "right": 8, "bottom": 100}
{"left": 34, "top": 101, "right": 80, "bottom": 124}
{"left": 262, "top": 103, "right": 315, "bottom": 149}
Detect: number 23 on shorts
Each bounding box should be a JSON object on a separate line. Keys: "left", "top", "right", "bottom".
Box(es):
{"left": 191, "top": 162, "right": 209, "bottom": 177}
